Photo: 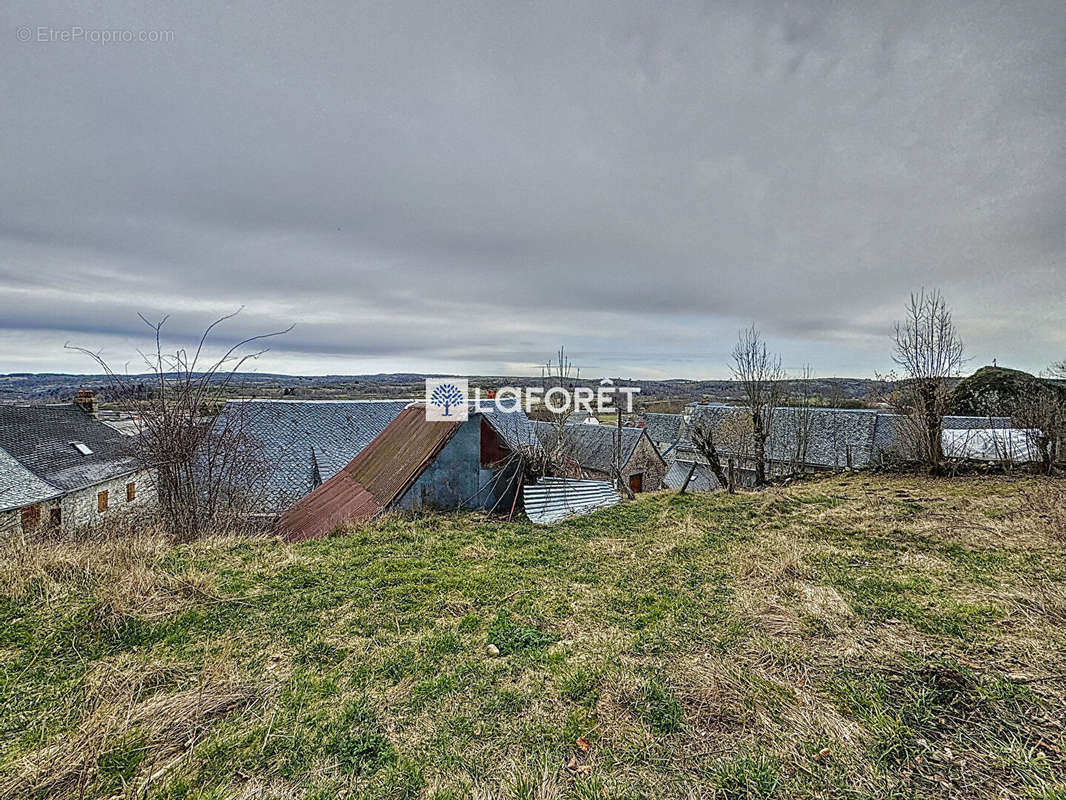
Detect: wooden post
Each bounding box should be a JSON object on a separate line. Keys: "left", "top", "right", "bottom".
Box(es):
{"left": 678, "top": 462, "right": 697, "bottom": 494}
{"left": 727, "top": 457, "right": 736, "bottom": 494}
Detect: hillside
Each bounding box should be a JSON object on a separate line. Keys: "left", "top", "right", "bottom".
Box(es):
{"left": 2, "top": 475, "right": 1065, "bottom": 799}
{"left": 0, "top": 372, "right": 885, "bottom": 407}
{"left": 949, "top": 366, "right": 1066, "bottom": 417}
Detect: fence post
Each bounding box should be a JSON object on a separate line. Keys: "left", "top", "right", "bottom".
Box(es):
{"left": 727, "top": 457, "right": 736, "bottom": 494}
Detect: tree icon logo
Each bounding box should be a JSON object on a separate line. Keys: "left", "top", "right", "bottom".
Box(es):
{"left": 425, "top": 378, "right": 469, "bottom": 421}
{"left": 431, "top": 383, "right": 464, "bottom": 416}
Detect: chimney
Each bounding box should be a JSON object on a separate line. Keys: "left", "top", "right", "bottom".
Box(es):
{"left": 74, "top": 390, "right": 96, "bottom": 416}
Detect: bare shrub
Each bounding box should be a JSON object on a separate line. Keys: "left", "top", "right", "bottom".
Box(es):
{"left": 68, "top": 311, "right": 291, "bottom": 539}
{"left": 1012, "top": 381, "right": 1065, "bottom": 474}
{"left": 690, "top": 421, "right": 728, "bottom": 488}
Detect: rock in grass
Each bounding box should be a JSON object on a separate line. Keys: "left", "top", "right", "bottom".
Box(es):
{"left": 486, "top": 644, "right": 500, "bottom": 657}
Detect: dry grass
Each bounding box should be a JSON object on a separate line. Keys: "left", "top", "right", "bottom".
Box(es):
{"left": 1, "top": 654, "right": 262, "bottom": 799}
{"left": 1, "top": 473, "right": 1065, "bottom": 798}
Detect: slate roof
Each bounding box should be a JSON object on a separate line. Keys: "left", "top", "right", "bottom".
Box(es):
{"left": 0, "top": 447, "right": 61, "bottom": 512}
{"left": 680, "top": 405, "right": 1021, "bottom": 471}
{"left": 218, "top": 400, "right": 412, "bottom": 511}
{"left": 0, "top": 404, "right": 140, "bottom": 508}
{"left": 531, "top": 420, "right": 657, "bottom": 474}
{"left": 662, "top": 460, "right": 721, "bottom": 492}
{"left": 641, "top": 413, "right": 684, "bottom": 446}
{"left": 943, "top": 415, "right": 1013, "bottom": 430}
{"left": 683, "top": 404, "right": 882, "bottom": 469}
{"left": 277, "top": 405, "right": 462, "bottom": 541}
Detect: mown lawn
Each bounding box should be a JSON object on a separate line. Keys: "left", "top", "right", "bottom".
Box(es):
{"left": 1, "top": 474, "right": 1065, "bottom": 799}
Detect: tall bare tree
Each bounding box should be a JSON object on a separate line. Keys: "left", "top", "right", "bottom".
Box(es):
{"left": 730, "top": 324, "right": 783, "bottom": 485}
{"left": 890, "top": 289, "right": 965, "bottom": 470}
{"left": 786, "top": 364, "right": 816, "bottom": 474}
{"left": 69, "top": 311, "right": 292, "bottom": 539}
{"left": 690, "top": 421, "right": 729, "bottom": 488}
{"left": 523, "top": 346, "right": 582, "bottom": 478}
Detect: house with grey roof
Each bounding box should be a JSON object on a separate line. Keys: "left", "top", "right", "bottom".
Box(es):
{"left": 276, "top": 402, "right": 534, "bottom": 541}
{"left": 531, "top": 420, "right": 666, "bottom": 493}
{"left": 0, "top": 394, "right": 155, "bottom": 535}
{"left": 667, "top": 403, "right": 1033, "bottom": 490}
{"left": 216, "top": 399, "right": 414, "bottom": 513}
{"left": 679, "top": 403, "right": 894, "bottom": 476}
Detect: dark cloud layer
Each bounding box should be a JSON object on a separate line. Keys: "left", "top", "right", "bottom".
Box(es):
{"left": 1, "top": 1, "right": 1063, "bottom": 378}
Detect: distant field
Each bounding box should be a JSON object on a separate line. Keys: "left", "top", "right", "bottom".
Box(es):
{"left": 2, "top": 475, "right": 1064, "bottom": 799}
{"left": 0, "top": 371, "right": 886, "bottom": 408}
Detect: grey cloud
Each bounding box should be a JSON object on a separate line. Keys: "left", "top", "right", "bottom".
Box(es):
{"left": 0, "top": 0, "right": 1063, "bottom": 378}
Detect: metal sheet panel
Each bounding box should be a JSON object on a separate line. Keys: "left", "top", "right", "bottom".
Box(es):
{"left": 523, "top": 477, "right": 620, "bottom": 525}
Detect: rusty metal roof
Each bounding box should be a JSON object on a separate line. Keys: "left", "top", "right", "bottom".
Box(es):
{"left": 276, "top": 405, "right": 461, "bottom": 541}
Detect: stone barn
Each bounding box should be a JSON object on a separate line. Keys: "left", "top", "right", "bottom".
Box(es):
{"left": 276, "top": 402, "right": 535, "bottom": 541}
{"left": 531, "top": 421, "right": 667, "bottom": 492}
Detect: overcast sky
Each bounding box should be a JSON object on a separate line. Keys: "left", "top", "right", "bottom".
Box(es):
{"left": 1, "top": 1, "right": 1063, "bottom": 379}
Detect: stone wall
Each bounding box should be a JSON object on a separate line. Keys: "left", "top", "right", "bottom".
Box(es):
{"left": 0, "top": 469, "right": 157, "bottom": 537}
{"left": 624, "top": 434, "right": 668, "bottom": 490}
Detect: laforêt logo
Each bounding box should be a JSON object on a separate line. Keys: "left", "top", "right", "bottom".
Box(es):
{"left": 425, "top": 377, "right": 641, "bottom": 421}
{"left": 426, "top": 378, "right": 469, "bottom": 421}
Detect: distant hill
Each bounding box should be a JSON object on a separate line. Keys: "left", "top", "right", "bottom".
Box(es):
{"left": 948, "top": 365, "right": 1066, "bottom": 416}
{"left": 0, "top": 371, "right": 887, "bottom": 408}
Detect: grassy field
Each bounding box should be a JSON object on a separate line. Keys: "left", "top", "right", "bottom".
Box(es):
{"left": 1, "top": 474, "right": 1065, "bottom": 799}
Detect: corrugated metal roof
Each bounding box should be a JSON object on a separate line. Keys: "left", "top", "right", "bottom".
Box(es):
{"left": 523, "top": 477, "right": 620, "bottom": 524}
{"left": 276, "top": 405, "right": 461, "bottom": 541}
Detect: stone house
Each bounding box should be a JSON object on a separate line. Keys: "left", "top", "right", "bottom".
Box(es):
{"left": 531, "top": 421, "right": 667, "bottom": 492}
{"left": 0, "top": 393, "right": 155, "bottom": 535}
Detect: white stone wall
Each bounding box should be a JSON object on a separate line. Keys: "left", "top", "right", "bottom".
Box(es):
{"left": 0, "top": 469, "right": 157, "bottom": 536}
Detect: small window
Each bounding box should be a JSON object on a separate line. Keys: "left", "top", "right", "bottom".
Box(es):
{"left": 21, "top": 505, "right": 40, "bottom": 531}
{"left": 49, "top": 507, "right": 62, "bottom": 528}
{"left": 126, "top": 482, "right": 136, "bottom": 502}
{"left": 70, "top": 441, "right": 93, "bottom": 455}
{"left": 97, "top": 490, "right": 108, "bottom": 512}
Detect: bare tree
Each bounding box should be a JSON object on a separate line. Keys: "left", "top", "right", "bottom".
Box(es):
{"left": 786, "top": 364, "right": 815, "bottom": 474}
{"left": 890, "top": 289, "right": 965, "bottom": 470}
{"left": 690, "top": 422, "right": 729, "bottom": 488}
{"left": 730, "top": 324, "right": 784, "bottom": 485}
{"left": 1013, "top": 377, "right": 1065, "bottom": 475}
{"left": 68, "top": 311, "right": 292, "bottom": 539}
